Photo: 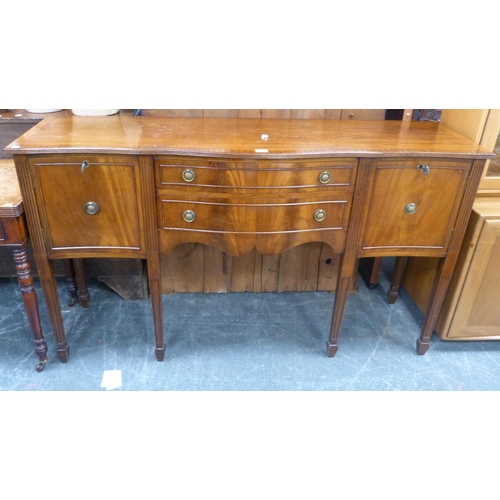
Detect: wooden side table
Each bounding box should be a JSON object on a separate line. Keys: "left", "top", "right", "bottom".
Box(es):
{"left": 0, "top": 159, "right": 48, "bottom": 371}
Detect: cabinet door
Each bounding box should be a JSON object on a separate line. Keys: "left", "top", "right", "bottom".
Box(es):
{"left": 31, "top": 155, "right": 144, "bottom": 256}
{"left": 446, "top": 218, "right": 500, "bottom": 339}
{"left": 359, "top": 159, "right": 471, "bottom": 256}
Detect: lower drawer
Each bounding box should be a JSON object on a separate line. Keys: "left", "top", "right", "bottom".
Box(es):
{"left": 157, "top": 193, "right": 352, "bottom": 255}
{"left": 158, "top": 195, "right": 350, "bottom": 234}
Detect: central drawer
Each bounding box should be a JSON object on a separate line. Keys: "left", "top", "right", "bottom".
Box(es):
{"left": 155, "top": 156, "right": 357, "bottom": 255}
{"left": 155, "top": 157, "right": 357, "bottom": 191}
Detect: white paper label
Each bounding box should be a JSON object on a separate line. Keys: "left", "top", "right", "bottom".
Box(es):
{"left": 101, "top": 370, "right": 123, "bottom": 390}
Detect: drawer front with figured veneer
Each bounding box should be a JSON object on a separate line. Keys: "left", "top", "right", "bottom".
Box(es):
{"left": 360, "top": 159, "right": 472, "bottom": 256}
{"left": 157, "top": 192, "right": 352, "bottom": 255}
{"left": 158, "top": 194, "right": 350, "bottom": 234}
{"left": 155, "top": 157, "right": 357, "bottom": 192}
{"left": 31, "top": 155, "right": 145, "bottom": 255}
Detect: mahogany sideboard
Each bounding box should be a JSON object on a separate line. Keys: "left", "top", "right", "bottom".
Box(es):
{"left": 5, "top": 116, "right": 494, "bottom": 363}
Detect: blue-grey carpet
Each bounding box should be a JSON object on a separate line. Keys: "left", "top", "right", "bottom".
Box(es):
{"left": 2, "top": 259, "right": 500, "bottom": 391}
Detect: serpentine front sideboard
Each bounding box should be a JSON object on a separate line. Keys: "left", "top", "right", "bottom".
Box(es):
{"left": 5, "top": 116, "right": 494, "bottom": 363}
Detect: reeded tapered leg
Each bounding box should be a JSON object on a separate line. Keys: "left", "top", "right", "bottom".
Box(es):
{"left": 417, "top": 258, "right": 449, "bottom": 355}
{"left": 12, "top": 243, "right": 48, "bottom": 371}
{"left": 36, "top": 256, "right": 70, "bottom": 363}
{"left": 148, "top": 253, "right": 165, "bottom": 361}
{"left": 139, "top": 155, "right": 165, "bottom": 361}
{"left": 387, "top": 256, "right": 408, "bottom": 304}
{"left": 327, "top": 254, "right": 355, "bottom": 357}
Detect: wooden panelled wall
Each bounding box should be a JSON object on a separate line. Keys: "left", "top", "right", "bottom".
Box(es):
{"left": 142, "top": 109, "right": 386, "bottom": 120}
{"left": 141, "top": 109, "right": 387, "bottom": 293}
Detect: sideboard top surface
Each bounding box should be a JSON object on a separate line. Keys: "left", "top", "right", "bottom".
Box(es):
{"left": 4, "top": 116, "right": 495, "bottom": 159}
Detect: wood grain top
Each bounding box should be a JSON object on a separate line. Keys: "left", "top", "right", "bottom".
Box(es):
{"left": 0, "top": 159, "right": 23, "bottom": 216}
{"left": 4, "top": 116, "right": 495, "bottom": 159}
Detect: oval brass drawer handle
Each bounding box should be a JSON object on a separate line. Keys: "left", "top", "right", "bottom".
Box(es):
{"left": 314, "top": 209, "right": 327, "bottom": 222}
{"left": 85, "top": 201, "right": 99, "bottom": 215}
{"left": 183, "top": 210, "right": 196, "bottom": 223}
{"left": 405, "top": 203, "right": 417, "bottom": 215}
{"left": 182, "top": 169, "right": 196, "bottom": 183}
{"left": 318, "top": 171, "right": 331, "bottom": 184}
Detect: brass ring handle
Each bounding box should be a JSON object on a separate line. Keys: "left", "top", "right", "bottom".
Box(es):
{"left": 182, "top": 169, "right": 196, "bottom": 183}
{"left": 85, "top": 201, "right": 99, "bottom": 215}
{"left": 405, "top": 203, "right": 417, "bottom": 215}
{"left": 318, "top": 171, "right": 331, "bottom": 184}
{"left": 314, "top": 209, "right": 327, "bottom": 222}
{"left": 183, "top": 210, "right": 196, "bottom": 223}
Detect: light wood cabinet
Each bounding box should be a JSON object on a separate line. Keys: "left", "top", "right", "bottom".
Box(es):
{"left": 436, "top": 198, "right": 500, "bottom": 339}
{"left": 405, "top": 198, "right": 500, "bottom": 340}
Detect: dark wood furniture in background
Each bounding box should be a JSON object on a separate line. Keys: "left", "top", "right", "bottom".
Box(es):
{"left": 0, "top": 109, "right": 69, "bottom": 160}
{"left": 6, "top": 116, "right": 493, "bottom": 363}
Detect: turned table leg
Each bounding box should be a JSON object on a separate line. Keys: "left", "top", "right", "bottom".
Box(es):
{"left": 12, "top": 243, "right": 48, "bottom": 372}
{"left": 62, "top": 259, "right": 79, "bottom": 306}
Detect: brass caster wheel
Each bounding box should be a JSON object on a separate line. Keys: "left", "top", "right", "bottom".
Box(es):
{"left": 68, "top": 297, "right": 77, "bottom": 307}
{"left": 35, "top": 360, "right": 47, "bottom": 372}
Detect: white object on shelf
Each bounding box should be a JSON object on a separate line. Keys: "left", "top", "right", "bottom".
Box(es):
{"left": 72, "top": 109, "right": 119, "bottom": 116}
{"left": 26, "top": 109, "right": 63, "bottom": 113}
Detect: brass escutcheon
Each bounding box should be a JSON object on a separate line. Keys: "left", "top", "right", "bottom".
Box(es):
{"left": 183, "top": 210, "right": 196, "bottom": 223}
{"left": 81, "top": 160, "right": 90, "bottom": 173}
{"left": 417, "top": 164, "right": 430, "bottom": 175}
{"left": 405, "top": 203, "right": 417, "bottom": 215}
